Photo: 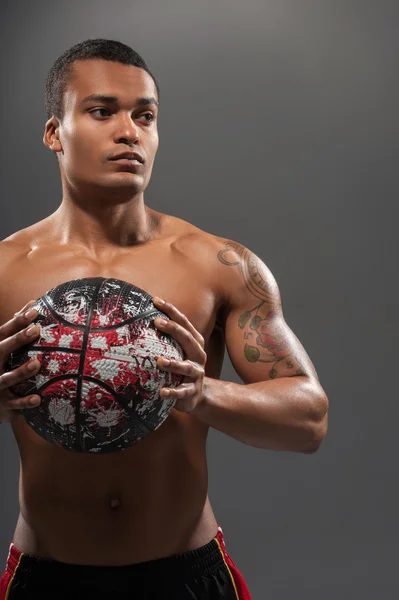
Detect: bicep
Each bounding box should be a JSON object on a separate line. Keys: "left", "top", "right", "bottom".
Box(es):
{"left": 219, "top": 241, "right": 318, "bottom": 384}
{"left": 225, "top": 303, "right": 318, "bottom": 383}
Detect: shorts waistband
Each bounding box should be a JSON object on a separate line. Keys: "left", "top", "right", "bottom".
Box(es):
{"left": 5, "top": 526, "right": 227, "bottom": 581}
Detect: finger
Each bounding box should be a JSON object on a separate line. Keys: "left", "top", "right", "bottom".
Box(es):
{"left": 157, "top": 357, "right": 202, "bottom": 380}
{"left": 0, "top": 306, "right": 39, "bottom": 341}
{"left": 0, "top": 360, "right": 41, "bottom": 391}
{"left": 153, "top": 298, "right": 205, "bottom": 348}
{"left": 154, "top": 318, "right": 206, "bottom": 364}
{"left": 0, "top": 323, "right": 41, "bottom": 357}
{"left": 6, "top": 394, "right": 41, "bottom": 410}
{"left": 159, "top": 382, "right": 196, "bottom": 399}
{"left": 14, "top": 300, "right": 37, "bottom": 317}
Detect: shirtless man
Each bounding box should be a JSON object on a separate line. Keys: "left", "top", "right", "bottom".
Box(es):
{"left": 0, "top": 39, "right": 328, "bottom": 599}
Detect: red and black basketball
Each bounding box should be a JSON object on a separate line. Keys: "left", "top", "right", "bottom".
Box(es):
{"left": 7, "top": 277, "right": 184, "bottom": 454}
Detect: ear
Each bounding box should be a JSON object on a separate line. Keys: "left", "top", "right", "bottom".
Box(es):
{"left": 43, "top": 117, "right": 63, "bottom": 154}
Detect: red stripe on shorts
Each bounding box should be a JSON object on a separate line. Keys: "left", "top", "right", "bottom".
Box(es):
{"left": 0, "top": 543, "right": 24, "bottom": 600}
{"left": 214, "top": 527, "right": 252, "bottom": 600}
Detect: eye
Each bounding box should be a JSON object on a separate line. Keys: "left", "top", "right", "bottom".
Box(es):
{"left": 90, "top": 108, "right": 111, "bottom": 118}
{"left": 139, "top": 112, "right": 155, "bottom": 123}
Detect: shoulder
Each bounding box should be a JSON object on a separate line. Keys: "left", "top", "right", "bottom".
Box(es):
{"left": 161, "top": 214, "right": 225, "bottom": 261}
{"left": 0, "top": 228, "right": 36, "bottom": 274}
{"left": 0, "top": 236, "right": 30, "bottom": 261}
{"left": 161, "top": 215, "right": 279, "bottom": 308}
{"left": 215, "top": 240, "right": 280, "bottom": 301}
{"left": 1, "top": 216, "right": 51, "bottom": 250}
{"left": 214, "top": 239, "right": 281, "bottom": 311}
{"left": 2, "top": 221, "right": 40, "bottom": 246}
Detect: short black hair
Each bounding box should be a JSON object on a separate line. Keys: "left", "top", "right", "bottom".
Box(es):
{"left": 45, "top": 38, "right": 159, "bottom": 120}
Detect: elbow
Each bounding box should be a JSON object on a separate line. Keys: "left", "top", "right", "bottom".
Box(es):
{"left": 302, "top": 390, "right": 329, "bottom": 454}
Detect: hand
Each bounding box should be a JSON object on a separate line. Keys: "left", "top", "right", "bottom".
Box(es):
{"left": 0, "top": 300, "right": 42, "bottom": 423}
{"left": 153, "top": 297, "right": 207, "bottom": 414}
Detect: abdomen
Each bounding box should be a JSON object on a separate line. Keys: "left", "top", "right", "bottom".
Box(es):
{"left": 12, "top": 411, "right": 214, "bottom": 565}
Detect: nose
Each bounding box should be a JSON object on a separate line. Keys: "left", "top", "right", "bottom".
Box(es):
{"left": 113, "top": 113, "right": 139, "bottom": 145}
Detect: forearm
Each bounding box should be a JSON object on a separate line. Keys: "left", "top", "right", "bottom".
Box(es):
{"left": 193, "top": 376, "right": 328, "bottom": 453}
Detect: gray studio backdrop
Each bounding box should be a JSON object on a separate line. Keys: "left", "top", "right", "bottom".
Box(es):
{"left": 0, "top": 1, "right": 397, "bottom": 598}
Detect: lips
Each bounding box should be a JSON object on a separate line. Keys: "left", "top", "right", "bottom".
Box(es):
{"left": 109, "top": 152, "right": 144, "bottom": 164}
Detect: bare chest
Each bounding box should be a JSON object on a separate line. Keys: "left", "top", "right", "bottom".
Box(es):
{"left": 0, "top": 244, "right": 219, "bottom": 341}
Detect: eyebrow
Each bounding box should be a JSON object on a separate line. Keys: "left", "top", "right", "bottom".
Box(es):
{"left": 80, "top": 94, "right": 159, "bottom": 108}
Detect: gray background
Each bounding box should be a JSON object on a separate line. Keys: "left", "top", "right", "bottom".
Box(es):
{"left": 0, "top": 0, "right": 398, "bottom": 597}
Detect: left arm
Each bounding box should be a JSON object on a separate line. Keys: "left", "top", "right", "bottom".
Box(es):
{"left": 153, "top": 241, "right": 328, "bottom": 453}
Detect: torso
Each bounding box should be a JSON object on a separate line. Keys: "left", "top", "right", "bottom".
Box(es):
{"left": 0, "top": 210, "right": 229, "bottom": 565}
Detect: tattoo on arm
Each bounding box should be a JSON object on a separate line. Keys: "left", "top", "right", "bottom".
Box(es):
{"left": 217, "top": 242, "right": 278, "bottom": 303}
{"left": 217, "top": 241, "right": 306, "bottom": 377}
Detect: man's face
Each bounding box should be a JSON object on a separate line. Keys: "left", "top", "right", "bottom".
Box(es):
{"left": 54, "top": 60, "right": 159, "bottom": 196}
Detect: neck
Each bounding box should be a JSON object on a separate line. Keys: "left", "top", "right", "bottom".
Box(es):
{"left": 51, "top": 187, "right": 157, "bottom": 252}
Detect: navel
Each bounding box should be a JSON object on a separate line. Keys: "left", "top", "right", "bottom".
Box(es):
{"left": 109, "top": 497, "right": 121, "bottom": 509}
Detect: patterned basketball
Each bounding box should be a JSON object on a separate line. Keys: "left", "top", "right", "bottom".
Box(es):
{"left": 7, "top": 277, "right": 184, "bottom": 454}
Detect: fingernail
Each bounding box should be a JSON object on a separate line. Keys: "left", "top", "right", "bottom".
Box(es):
{"left": 29, "top": 396, "right": 40, "bottom": 405}
{"left": 162, "top": 358, "right": 170, "bottom": 366}
{"left": 27, "top": 361, "right": 39, "bottom": 371}
{"left": 26, "top": 325, "right": 38, "bottom": 337}
{"left": 24, "top": 309, "right": 38, "bottom": 319}
{"left": 156, "top": 318, "right": 167, "bottom": 326}
{"left": 163, "top": 389, "right": 171, "bottom": 397}
{"left": 153, "top": 297, "right": 165, "bottom": 305}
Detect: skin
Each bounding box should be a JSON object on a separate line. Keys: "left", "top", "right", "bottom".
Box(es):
{"left": 0, "top": 59, "right": 328, "bottom": 566}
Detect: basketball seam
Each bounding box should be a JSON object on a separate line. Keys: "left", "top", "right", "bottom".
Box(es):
{"left": 42, "top": 295, "right": 160, "bottom": 331}
{"left": 75, "top": 279, "right": 104, "bottom": 451}
{"left": 28, "top": 346, "right": 81, "bottom": 354}
{"left": 34, "top": 374, "right": 153, "bottom": 435}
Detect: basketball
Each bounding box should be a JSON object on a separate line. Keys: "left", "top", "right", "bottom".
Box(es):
{"left": 7, "top": 277, "right": 184, "bottom": 454}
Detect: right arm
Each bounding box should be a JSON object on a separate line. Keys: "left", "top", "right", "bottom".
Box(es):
{"left": 0, "top": 238, "right": 43, "bottom": 422}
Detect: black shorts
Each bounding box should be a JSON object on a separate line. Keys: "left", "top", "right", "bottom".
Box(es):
{"left": 0, "top": 526, "right": 252, "bottom": 599}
